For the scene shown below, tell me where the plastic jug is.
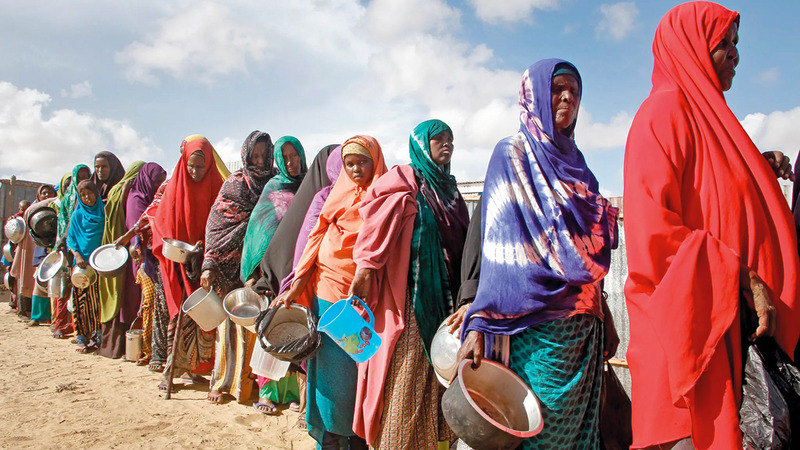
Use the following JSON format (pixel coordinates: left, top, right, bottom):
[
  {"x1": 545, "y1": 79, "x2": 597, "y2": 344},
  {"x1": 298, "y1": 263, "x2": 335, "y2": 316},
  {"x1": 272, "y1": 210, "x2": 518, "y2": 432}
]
[{"x1": 318, "y1": 295, "x2": 382, "y2": 363}]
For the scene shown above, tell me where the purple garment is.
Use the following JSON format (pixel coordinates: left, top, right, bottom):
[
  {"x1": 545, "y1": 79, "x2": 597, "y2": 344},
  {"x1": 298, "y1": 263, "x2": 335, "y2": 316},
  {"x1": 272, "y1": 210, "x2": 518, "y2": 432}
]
[
  {"x1": 463, "y1": 59, "x2": 619, "y2": 338},
  {"x1": 125, "y1": 162, "x2": 166, "y2": 281}
]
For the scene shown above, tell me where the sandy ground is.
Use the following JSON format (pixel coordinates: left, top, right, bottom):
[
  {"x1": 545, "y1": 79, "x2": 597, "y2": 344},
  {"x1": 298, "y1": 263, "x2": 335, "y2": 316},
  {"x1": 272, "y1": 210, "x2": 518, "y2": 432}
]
[{"x1": 0, "y1": 289, "x2": 316, "y2": 450}]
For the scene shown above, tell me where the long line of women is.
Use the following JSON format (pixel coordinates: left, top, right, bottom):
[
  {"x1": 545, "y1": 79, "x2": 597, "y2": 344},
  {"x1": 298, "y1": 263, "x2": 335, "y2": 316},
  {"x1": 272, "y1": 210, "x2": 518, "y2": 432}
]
[{"x1": 4, "y1": 2, "x2": 800, "y2": 449}]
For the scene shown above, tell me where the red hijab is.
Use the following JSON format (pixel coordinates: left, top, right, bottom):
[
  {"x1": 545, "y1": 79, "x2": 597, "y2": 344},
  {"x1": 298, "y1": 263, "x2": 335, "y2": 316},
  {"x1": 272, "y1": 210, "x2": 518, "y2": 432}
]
[
  {"x1": 151, "y1": 135, "x2": 225, "y2": 317},
  {"x1": 624, "y1": 2, "x2": 800, "y2": 447}
]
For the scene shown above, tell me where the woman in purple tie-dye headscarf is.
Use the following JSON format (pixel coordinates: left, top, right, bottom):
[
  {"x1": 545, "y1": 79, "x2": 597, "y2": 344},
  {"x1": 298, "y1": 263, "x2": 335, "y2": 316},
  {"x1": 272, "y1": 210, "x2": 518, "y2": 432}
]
[{"x1": 458, "y1": 59, "x2": 620, "y2": 448}]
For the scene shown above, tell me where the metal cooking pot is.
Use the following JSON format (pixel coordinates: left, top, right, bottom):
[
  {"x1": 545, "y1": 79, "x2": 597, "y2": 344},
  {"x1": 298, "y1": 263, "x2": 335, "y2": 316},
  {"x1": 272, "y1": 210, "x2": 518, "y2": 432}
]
[
  {"x1": 4, "y1": 217, "x2": 26, "y2": 244},
  {"x1": 47, "y1": 268, "x2": 71, "y2": 298},
  {"x1": 442, "y1": 359, "x2": 543, "y2": 449},
  {"x1": 223, "y1": 287, "x2": 264, "y2": 333},
  {"x1": 161, "y1": 238, "x2": 199, "y2": 264},
  {"x1": 182, "y1": 287, "x2": 226, "y2": 331},
  {"x1": 3, "y1": 241, "x2": 13, "y2": 261},
  {"x1": 71, "y1": 264, "x2": 97, "y2": 289},
  {"x1": 27, "y1": 205, "x2": 57, "y2": 239}
]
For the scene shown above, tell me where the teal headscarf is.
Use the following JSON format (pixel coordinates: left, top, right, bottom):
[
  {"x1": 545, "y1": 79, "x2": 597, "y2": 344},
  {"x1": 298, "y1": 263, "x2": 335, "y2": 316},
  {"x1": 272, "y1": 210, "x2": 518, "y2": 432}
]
[
  {"x1": 239, "y1": 136, "x2": 307, "y2": 282},
  {"x1": 58, "y1": 164, "x2": 90, "y2": 238},
  {"x1": 407, "y1": 119, "x2": 470, "y2": 358},
  {"x1": 66, "y1": 180, "x2": 105, "y2": 260}
]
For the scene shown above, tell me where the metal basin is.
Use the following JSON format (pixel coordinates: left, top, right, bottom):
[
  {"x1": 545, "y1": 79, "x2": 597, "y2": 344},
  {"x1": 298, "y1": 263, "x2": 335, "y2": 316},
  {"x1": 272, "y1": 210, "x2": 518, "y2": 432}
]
[
  {"x1": 37, "y1": 251, "x2": 66, "y2": 282},
  {"x1": 4, "y1": 217, "x2": 26, "y2": 244},
  {"x1": 442, "y1": 359, "x2": 543, "y2": 449},
  {"x1": 182, "y1": 287, "x2": 226, "y2": 331},
  {"x1": 89, "y1": 244, "x2": 129, "y2": 277},
  {"x1": 223, "y1": 287, "x2": 264, "y2": 333},
  {"x1": 162, "y1": 238, "x2": 199, "y2": 264},
  {"x1": 431, "y1": 317, "x2": 462, "y2": 387},
  {"x1": 71, "y1": 265, "x2": 97, "y2": 289},
  {"x1": 27, "y1": 205, "x2": 57, "y2": 238},
  {"x1": 3, "y1": 241, "x2": 13, "y2": 261}
]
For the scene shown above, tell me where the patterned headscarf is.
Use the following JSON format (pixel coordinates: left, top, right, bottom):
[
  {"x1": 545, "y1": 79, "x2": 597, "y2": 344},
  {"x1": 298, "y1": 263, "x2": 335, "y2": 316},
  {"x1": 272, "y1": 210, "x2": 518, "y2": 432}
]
[
  {"x1": 239, "y1": 136, "x2": 307, "y2": 282},
  {"x1": 464, "y1": 59, "x2": 618, "y2": 338},
  {"x1": 241, "y1": 131, "x2": 274, "y2": 197}
]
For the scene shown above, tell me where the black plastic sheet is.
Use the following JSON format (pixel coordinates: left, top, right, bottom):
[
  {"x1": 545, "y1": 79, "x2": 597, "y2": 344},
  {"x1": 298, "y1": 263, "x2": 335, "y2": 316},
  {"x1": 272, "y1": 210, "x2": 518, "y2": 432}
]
[{"x1": 255, "y1": 304, "x2": 321, "y2": 363}]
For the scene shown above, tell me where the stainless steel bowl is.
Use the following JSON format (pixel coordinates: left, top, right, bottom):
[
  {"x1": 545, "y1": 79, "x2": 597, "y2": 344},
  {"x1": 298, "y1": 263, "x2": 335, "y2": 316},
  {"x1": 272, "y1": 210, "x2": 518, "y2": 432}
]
[
  {"x1": 161, "y1": 238, "x2": 198, "y2": 264},
  {"x1": 4, "y1": 216, "x2": 26, "y2": 244},
  {"x1": 442, "y1": 359, "x2": 543, "y2": 449},
  {"x1": 27, "y1": 205, "x2": 57, "y2": 238},
  {"x1": 264, "y1": 305, "x2": 312, "y2": 348},
  {"x1": 37, "y1": 251, "x2": 66, "y2": 282},
  {"x1": 3, "y1": 241, "x2": 13, "y2": 261},
  {"x1": 89, "y1": 244, "x2": 129, "y2": 277},
  {"x1": 223, "y1": 287, "x2": 264, "y2": 333},
  {"x1": 71, "y1": 264, "x2": 97, "y2": 289},
  {"x1": 47, "y1": 268, "x2": 71, "y2": 298},
  {"x1": 3, "y1": 272, "x2": 10, "y2": 290}
]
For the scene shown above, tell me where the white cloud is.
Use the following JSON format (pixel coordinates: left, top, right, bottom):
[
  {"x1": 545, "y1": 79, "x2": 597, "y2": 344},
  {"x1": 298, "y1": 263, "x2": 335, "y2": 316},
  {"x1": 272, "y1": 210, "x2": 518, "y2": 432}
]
[
  {"x1": 60, "y1": 81, "x2": 93, "y2": 99},
  {"x1": 741, "y1": 106, "x2": 800, "y2": 162},
  {"x1": 115, "y1": 1, "x2": 269, "y2": 84},
  {"x1": 0, "y1": 81, "x2": 163, "y2": 182},
  {"x1": 575, "y1": 110, "x2": 634, "y2": 151},
  {"x1": 468, "y1": 0, "x2": 558, "y2": 25},
  {"x1": 212, "y1": 136, "x2": 240, "y2": 167},
  {"x1": 756, "y1": 67, "x2": 779, "y2": 84},
  {"x1": 596, "y1": 2, "x2": 638, "y2": 41}
]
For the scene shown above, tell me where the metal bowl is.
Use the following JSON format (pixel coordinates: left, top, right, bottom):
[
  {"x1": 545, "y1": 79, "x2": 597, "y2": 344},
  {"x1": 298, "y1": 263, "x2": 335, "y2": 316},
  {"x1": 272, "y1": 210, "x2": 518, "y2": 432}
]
[
  {"x1": 89, "y1": 244, "x2": 129, "y2": 277},
  {"x1": 182, "y1": 287, "x2": 226, "y2": 332},
  {"x1": 161, "y1": 238, "x2": 198, "y2": 264},
  {"x1": 263, "y1": 305, "x2": 312, "y2": 348},
  {"x1": 431, "y1": 317, "x2": 462, "y2": 387},
  {"x1": 4, "y1": 216, "x2": 26, "y2": 244},
  {"x1": 442, "y1": 359, "x2": 543, "y2": 449},
  {"x1": 27, "y1": 205, "x2": 57, "y2": 238},
  {"x1": 3, "y1": 272, "x2": 10, "y2": 290},
  {"x1": 37, "y1": 251, "x2": 66, "y2": 282},
  {"x1": 223, "y1": 287, "x2": 264, "y2": 333},
  {"x1": 3, "y1": 241, "x2": 13, "y2": 261},
  {"x1": 71, "y1": 264, "x2": 97, "y2": 289}
]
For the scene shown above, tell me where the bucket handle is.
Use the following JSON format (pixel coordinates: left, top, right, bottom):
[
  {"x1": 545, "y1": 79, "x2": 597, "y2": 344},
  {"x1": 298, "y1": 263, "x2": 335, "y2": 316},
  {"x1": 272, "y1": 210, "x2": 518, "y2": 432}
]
[
  {"x1": 349, "y1": 295, "x2": 374, "y2": 325},
  {"x1": 129, "y1": 315, "x2": 143, "y2": 332}
]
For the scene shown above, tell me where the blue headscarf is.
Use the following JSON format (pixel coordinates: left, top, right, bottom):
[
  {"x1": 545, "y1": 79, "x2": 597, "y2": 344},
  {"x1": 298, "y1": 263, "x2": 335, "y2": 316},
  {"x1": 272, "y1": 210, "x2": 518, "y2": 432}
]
[
  {"x1": 463, "y1": 59, "x2": 618, "y2": 339},
  {"x1": 67, "y1": 180, "x2": 106, "y2": 260}
]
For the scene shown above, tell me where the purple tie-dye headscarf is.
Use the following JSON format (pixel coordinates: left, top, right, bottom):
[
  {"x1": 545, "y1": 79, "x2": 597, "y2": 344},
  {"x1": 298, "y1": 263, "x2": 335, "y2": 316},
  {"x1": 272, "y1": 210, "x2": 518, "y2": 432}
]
[{"x1": 463, "y1": 59, "x2": 619, "y2": 339}]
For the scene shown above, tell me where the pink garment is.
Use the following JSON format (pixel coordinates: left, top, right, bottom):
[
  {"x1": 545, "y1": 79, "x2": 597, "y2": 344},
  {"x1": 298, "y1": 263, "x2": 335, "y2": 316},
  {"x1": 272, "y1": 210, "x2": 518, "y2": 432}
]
[
  {"x1": 351, "y1": 165, "x2": 419, "y2": 444},
  {"x1": 10, "y1": 198, "x2": 55, "y2": 298}
]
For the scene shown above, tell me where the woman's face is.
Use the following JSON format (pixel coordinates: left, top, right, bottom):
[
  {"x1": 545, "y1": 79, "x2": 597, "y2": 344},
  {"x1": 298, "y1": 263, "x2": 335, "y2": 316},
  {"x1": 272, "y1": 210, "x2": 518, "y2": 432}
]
[
  {"x1": 154, "y1": 172, "x2": 166, "y2": 187},
  {"x1": 94, "y1": 157, "x2": 111, "y2": 182},
  {"x1": 62, "y1": 176, "x2": 72, "y2": 193},
  {"x1": 429, "y1": 129, "x2": 454, "y2": 167},
  {"x1": 343, "y1": 154, "x2": 374, "y2": 188},
  {"x1": 39, "y1": 186, "x2": 56, "y2": 201},
  {"x1": 76, "y1": 167, "x2": 91, "y2": 183},
  {"x1": 711, "y1": 22, "x2": 739, "y2": 92},
  {"x1": 551, "y1": 74, "x2": 581, "y2": 135},
  {"x1": 79, "y1": 188, "x2": 97, "y2": 207},
  {"x1": 282, "y1": 143, "x2": 301, "y2": 177},
  {"x1": 186, "y1": 152, "x2": 207, "y2": 183},
  {"x1": 251, "y1": 141, "x2": 269, "y2": 169}
]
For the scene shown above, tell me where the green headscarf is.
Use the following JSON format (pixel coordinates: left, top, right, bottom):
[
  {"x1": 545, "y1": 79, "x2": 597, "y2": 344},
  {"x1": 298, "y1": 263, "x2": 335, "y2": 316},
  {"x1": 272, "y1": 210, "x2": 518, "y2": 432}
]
[
  {"x1": 57, "y1": 164, "x2": 89, "y2": 239},
  {"x1": 239, "y1": 136, "x2": 307, "y2": 282},
  {"x1": 98, "y1": 160, "x2": 144, "y2": 322}
]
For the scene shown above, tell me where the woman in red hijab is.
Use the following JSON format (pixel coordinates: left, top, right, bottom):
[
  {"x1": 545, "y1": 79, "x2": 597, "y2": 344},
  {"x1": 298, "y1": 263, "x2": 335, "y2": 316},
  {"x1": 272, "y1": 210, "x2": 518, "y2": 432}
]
[
  {"x1": 623, "y1": 2, "x2": 800, "y2": 448},
  {"x1": 151, "y1": 135, "x2": 225, "y2": 388}
]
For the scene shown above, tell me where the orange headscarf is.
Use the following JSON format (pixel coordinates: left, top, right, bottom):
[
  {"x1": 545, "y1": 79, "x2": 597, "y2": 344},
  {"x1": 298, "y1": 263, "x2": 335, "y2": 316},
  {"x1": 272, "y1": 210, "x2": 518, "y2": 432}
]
[
  {"x1": 623, "y1": 2, "x2": 800, "y2": 448},
  {"x1": 291, "y1": 135, "x2": 388, "y2": 305},
  {"x1": 151, "y1": 135, "x2": 226, "y2": 318}
]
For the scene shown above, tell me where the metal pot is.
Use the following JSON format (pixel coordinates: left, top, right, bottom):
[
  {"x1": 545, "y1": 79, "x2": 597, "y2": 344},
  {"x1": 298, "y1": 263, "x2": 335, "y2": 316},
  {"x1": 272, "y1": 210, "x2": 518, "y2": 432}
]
[
  {"x1": 3, "y1": 272, "x2": 10, "y2": 290},
  {"x1": 89, "y1": 244, "x2": 129, "y2": 277},
  {"x1": 4, "y1": 216, "x2": 26, "y2": 244},
  {"x1": 161, "y1": 238, "x2": 199, "y2": 264},
  {"x1": 442, "y1": 359, "x2": 543, "y2": 449},
  {"x1": 27, "y1": 205, "x2": 57, "y2": 239},
  {"x1": 3, "y1": 241, "x2": 13, "y2": 261},
  {"x1": 47, "y1": 268, "x2": 71, "y2": 298},
  {"x1": 223, "y1": 287, "x2": 264, "y2": 333},
  {"x1": 182, "y1": 287, "x2": 226, "y2": 332},
  {"x1": 71, "y1": 265, "x2": 97, "y2": 289}
]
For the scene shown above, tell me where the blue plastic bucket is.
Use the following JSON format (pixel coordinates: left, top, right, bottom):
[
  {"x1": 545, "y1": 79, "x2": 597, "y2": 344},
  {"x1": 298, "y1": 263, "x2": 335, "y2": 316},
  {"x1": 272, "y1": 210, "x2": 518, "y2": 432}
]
[{"x1": 318, "y1": 296, "x2": 382, "y2": 363}]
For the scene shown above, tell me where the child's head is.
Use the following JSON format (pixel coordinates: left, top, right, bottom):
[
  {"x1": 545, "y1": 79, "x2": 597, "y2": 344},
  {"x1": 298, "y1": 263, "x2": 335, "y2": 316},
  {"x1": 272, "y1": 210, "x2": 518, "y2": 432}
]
[{"x1": 77, "y1": 180, "x2": 100, "y2": 207}]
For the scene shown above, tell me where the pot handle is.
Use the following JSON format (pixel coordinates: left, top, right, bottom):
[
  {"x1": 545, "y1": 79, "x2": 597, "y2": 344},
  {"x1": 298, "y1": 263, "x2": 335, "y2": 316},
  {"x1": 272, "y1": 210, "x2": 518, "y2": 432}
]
[{"x1": 350, "y1": 295, "x2": 375, "y2": 326}]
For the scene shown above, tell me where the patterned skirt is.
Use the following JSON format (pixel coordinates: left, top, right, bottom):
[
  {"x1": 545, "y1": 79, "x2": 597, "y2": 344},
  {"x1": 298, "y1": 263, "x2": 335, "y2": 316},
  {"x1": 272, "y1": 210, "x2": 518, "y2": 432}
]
[
  {"x1": 150, "y1": 262, "x2": 170, "y2": 364},
  {"x1": 508, "y1": 313, "x2": 604, "y2": 450},
  {"x1": 373, "y1": 292, "x2": 454, "y2": 449},
  {"x1": 136, "y1": 268, "x2": 156, "y2": 360},
  {"x1": 165, "y1": 313, "x2": 215, "y2": 375},
  {"x1": 210, "y1": 317, "x2": 256, "y2": 403},
  {"x1": 72, "y1": 284, "x2": 101, "y2": 343}
]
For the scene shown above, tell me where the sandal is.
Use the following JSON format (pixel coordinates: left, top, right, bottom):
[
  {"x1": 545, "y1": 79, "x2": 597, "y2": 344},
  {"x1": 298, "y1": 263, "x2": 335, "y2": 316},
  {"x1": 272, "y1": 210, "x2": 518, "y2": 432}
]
[
  {"x1": 76, "y1": 344, "x2": 97, "y2": 354},
  {"x1": 253, "y1": 401, "x2": 278, "y2": 415},
  {"x1": 207, "y1": 391, "x2": 225, "y2": 404},
  {"x1": 289, "y1": 401, "x2": 301, "y2": 413}
]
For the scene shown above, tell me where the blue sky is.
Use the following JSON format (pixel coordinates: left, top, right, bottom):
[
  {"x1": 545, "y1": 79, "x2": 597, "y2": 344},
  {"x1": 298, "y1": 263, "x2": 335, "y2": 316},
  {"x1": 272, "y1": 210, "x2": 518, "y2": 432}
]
[{"x1": 1, "y1": 0, "x2": 798, "y2": 196}]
